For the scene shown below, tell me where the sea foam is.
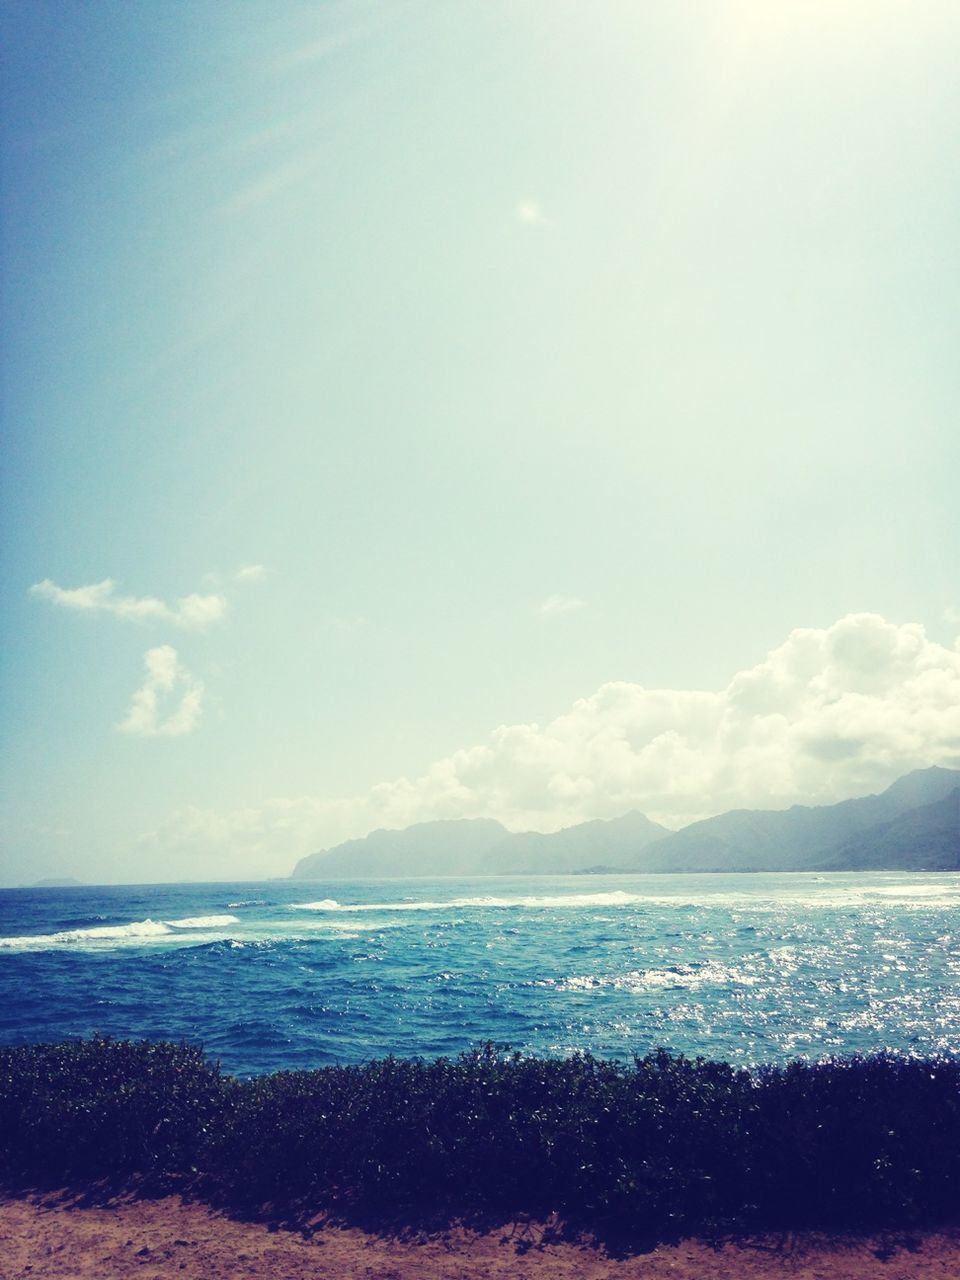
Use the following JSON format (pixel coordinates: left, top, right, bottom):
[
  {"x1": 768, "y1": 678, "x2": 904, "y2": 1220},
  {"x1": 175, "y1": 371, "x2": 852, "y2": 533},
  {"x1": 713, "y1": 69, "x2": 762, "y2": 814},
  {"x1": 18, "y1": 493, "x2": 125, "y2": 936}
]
[
  {"x1": 0, "y1": 914, "x2": 241, "y2": 950},
  {"x1": 291, "y1": 890, "x2": 646, "y2": 913},
  {"x1": 291, "y1": 882, "x2": 960, "y2": 916},
  {"x1": 167, "y1": 915, "x2": 241, "y2": 929}
]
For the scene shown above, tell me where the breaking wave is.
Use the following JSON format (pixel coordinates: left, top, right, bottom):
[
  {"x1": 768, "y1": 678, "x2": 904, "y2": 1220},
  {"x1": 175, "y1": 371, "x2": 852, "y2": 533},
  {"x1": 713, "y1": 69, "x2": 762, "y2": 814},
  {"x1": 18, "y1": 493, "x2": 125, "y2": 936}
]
[
  {"x1": 0, "y1": 914, "x2": 240, "y2": 950},
  {"x1": 290, "y1": 882, "x2": 960, "y2": 914},
  {"x1": 167, "y1": 915, "x2": 240, "y2": 929},
  {"x1": 291, "y1": 890, "x2": 645, "y2": 913}
]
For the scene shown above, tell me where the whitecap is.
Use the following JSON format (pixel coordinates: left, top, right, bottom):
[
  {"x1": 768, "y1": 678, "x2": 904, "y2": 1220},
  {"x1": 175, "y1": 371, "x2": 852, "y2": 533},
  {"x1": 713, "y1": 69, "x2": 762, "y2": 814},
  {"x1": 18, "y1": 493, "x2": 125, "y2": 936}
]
[
  {"x1": 0, "y1": 918, "x2": 172, "y2": 949},
  {"x1": 867, "y1": 884, "x2": 960, "y2": 899},
  {"x1": 0, "y1": 913, "x2": 240, "y2": 950},
  {"x1": 167, "y1": 915, "x2": 241, "y2": 929},
  {"x1": 291, "y1": 890, "x2": 649, "y2": 913},
  {"x1": 291, "y1": 919, "x2": 406, "y2": 933}
]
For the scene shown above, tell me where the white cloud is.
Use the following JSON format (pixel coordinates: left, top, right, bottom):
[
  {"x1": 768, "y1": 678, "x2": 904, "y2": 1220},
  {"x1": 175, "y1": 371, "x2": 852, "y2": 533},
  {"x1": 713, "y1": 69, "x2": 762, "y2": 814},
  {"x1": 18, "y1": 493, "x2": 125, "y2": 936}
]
[
  {"x1": 234, "y1": 563, "x2": 267, "y2": 584},
  {"x1": 172, "y1": 593, "x2": 228, "y2": 629},
  {"x1": 516, "y1": 199, "x2": 547, "y2": 226},
  {"x1": 117, "y1": 646, "x2": 204, "y2": 738},
  {"x1": 31, "y1": 578, "x2": 227, "y2": 630},
  {"x1": 141, "y1": 612, "x2": 960, "y2": 871},
  {"x1": 538, "y1": 594, "x2": 587, "y2": 617}
]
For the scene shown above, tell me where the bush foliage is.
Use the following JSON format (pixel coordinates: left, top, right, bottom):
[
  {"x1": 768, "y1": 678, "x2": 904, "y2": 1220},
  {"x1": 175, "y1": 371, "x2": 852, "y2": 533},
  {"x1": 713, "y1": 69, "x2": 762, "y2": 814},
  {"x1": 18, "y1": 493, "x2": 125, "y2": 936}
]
[{"x1": 2, "y1": 1038, "x2": 958, "y2": 1238}]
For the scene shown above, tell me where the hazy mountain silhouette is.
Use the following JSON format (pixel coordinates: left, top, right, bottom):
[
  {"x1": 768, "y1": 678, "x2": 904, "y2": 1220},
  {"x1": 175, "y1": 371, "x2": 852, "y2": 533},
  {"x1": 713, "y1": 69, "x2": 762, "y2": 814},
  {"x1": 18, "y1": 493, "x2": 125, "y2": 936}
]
[
  {"x1": 635, "y1": 767, "x2": 959, "y2": 872},
  {"x1": 481, "y1": 811, "x2": 670, "y2": 874},
  {"x1": 813, "y1": 787, "x2": 959, "y2": 871},
  {"x1": 291, "y1": 812, "x2": 668, "y2": 880},
  {"x1": 291, "y1": 818, "x2": 509, "y2": 879},
  {"x1": 290, "y1": 767, "x2": 959, "y2": 879}
]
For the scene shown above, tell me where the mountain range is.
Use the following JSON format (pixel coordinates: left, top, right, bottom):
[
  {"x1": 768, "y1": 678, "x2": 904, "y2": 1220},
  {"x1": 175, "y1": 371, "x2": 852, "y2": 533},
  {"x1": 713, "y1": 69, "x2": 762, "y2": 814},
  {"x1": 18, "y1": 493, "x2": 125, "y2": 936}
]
[{"x1": 290, "y1": 766, "x2": 960, "y2": 879}]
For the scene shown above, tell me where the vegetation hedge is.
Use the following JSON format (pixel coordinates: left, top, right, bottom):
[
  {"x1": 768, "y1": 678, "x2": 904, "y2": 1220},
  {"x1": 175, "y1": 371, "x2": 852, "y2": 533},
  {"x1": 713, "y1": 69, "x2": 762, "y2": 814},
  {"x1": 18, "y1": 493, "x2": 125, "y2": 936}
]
[{"x1": 2, "y1": 1038, "x2": 959, "y2": 1239}]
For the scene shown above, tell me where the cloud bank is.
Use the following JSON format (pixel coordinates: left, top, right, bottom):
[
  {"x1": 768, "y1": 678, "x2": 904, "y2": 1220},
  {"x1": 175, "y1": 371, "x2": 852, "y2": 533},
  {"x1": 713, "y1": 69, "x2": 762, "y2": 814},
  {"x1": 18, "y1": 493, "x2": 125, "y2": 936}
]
[
  {"x1": 142, "y1": 613, "x2": 960, "y2": 874},
  {"x1": 31, "y1": 578, "x2": 227, "y2": 630},
  {"x1": 364, "y1": 612, "x2": 960, "y2": 831},
  {"x1": 117, "y1": 646, "x2": 204, "y2": 737}
]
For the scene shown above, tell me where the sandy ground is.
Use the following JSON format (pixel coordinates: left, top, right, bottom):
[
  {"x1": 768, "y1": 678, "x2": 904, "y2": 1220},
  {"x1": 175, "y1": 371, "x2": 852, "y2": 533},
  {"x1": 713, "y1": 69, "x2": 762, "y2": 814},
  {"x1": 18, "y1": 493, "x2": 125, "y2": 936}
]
[{"x1": 2, "y1": 1194, "x2": 959, "y2": 1280}]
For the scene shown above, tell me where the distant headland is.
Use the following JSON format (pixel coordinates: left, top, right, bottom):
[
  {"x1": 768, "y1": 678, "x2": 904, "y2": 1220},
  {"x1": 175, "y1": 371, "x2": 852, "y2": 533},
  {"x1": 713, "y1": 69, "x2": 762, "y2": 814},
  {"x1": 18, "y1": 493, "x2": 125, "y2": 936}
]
[{"x1": 291, "y1": 766, "x2": 959, "y2": 879}]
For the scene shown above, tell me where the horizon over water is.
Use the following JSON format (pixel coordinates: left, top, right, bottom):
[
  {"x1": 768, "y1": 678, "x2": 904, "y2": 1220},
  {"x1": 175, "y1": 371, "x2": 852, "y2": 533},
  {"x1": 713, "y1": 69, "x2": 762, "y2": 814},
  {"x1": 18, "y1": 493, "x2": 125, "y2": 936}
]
[{"x1": 1, "y1": 873, "x2": 958, "y2": 1076}]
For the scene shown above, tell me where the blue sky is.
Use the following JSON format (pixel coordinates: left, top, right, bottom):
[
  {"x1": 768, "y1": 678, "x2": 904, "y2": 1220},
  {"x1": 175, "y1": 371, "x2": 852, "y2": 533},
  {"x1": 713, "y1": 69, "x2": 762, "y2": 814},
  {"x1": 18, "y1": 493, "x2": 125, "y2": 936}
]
[{"x1": 1, "y1": 0, "x2": 958, "y2": 884}]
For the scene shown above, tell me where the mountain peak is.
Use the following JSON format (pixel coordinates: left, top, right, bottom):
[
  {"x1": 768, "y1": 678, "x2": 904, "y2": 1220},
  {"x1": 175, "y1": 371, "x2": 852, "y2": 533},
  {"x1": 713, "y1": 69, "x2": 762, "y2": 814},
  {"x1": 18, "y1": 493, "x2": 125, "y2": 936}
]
[
  {"x1": 290, "y1": 767, "x2": 960, "y2": 879},
  {"x1": 881, "y1": 765, "x2": 960, "y2": 805}
]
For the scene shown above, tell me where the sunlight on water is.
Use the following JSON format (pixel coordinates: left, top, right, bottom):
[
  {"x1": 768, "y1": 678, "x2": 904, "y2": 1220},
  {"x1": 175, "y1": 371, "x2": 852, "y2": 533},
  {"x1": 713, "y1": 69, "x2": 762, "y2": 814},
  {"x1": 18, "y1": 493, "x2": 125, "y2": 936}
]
[{"x1": 1, "y1": 873, "x2": 957, "y2": 1074}]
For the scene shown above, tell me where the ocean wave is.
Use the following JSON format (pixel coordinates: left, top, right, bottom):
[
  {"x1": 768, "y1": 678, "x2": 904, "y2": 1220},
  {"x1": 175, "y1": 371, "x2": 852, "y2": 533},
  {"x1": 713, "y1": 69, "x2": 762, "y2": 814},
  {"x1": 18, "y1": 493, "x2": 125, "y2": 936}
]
[
  {"x1": 292, "y1": 919, "x2": 406, "y2": 932},
  {"x1": 0, "y1": 914, "x2": 240, "y2": 950},
  {"x1": 291, "y1": 890, "x2": 648, "y2": 913},
  {"x1": 290, "y1": 885, "x2": 960, "y2": 914},
  {"x1": 58, "y1": 915, "x2": 107, "y2": 930},
  {"x1": 168, "y1": 915, "x2": 241, "y2": 929},
  {"x1": 867, "y1": 884, "x2": 960, "y2": 899}
]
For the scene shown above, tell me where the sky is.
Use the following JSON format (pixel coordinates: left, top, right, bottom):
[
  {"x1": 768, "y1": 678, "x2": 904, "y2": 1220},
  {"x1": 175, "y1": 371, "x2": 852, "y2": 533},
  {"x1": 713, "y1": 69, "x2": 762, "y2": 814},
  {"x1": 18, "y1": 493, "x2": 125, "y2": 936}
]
[{"x1": 1, "y1": 0, "x2": 958, "y2": 885}]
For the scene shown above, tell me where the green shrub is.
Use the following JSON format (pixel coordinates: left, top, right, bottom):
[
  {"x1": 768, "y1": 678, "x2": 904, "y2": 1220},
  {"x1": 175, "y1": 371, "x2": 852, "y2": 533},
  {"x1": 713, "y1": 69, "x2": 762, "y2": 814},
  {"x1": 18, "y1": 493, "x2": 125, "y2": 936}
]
[
  {"x1": 0, "y1": 1036, "x2": 226, "y2": 1182},
  {"x1": 1, "y1": 1037, "x2": 958, "y2": 1239}
]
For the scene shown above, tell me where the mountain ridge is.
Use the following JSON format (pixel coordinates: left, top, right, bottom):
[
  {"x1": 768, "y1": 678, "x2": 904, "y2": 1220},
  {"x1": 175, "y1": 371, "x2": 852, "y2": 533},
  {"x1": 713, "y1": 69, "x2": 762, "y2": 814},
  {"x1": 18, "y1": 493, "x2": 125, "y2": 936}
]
[
  {"x1": 289, "y1": 767, "x2": 960, "y2": 879},
  {"x1": 813, "y1": 787, "x2": 959, "y2": 871},
  {"x1": 636, "y1": 766, "x2": 959, "y2": 872}
]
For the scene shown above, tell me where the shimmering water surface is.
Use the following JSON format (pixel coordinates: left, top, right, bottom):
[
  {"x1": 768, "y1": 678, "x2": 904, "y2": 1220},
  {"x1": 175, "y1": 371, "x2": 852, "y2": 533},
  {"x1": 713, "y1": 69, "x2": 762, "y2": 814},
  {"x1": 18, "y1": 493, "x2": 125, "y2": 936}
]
[{"x1": 1, "y1": 874, "x2": 957, "y2": 1075}]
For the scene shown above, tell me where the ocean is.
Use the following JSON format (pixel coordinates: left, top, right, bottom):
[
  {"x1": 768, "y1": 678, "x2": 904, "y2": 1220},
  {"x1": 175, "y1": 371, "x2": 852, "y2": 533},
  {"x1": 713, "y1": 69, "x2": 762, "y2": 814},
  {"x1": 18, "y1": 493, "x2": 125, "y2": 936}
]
[{"x1": 1, "y1": 872, "x2": 957, "y2": 1076}]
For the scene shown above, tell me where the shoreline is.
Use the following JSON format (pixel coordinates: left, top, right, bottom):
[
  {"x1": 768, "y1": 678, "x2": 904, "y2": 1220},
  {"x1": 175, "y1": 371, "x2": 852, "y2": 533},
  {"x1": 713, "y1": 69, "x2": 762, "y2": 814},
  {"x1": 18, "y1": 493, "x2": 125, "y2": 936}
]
[{"x1": 4, "y1": 1192, "x2": 960, "y2": 1279}]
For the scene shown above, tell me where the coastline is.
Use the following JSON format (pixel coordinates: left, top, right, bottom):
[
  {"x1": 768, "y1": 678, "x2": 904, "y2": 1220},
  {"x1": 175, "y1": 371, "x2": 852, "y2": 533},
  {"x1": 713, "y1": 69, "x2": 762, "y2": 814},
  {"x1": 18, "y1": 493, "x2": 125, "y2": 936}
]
[{"x1": 4, "y1": 1192, "x2": 960, "y2": 1280}]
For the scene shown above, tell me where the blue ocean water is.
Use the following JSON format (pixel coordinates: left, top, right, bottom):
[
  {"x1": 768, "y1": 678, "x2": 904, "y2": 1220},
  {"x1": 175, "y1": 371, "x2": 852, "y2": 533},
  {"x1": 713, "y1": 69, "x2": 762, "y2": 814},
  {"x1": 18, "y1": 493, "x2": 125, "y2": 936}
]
[{"x1": 1, "y1": 873, "x2": 958, "y2": 1076}]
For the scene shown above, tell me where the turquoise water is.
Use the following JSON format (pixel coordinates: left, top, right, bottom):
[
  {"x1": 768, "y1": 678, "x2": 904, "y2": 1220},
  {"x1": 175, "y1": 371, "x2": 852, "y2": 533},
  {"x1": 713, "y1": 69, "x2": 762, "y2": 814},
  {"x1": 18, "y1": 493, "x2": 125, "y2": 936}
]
[{"x1": 1, "y1": 873, "x2": 958, "y2": 1076}]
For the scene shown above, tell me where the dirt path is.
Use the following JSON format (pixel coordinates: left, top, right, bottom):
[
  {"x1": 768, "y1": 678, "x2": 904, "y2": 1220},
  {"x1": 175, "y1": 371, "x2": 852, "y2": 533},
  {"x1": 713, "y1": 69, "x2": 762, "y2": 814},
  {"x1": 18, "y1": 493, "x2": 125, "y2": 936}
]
[{"x1": 2, "y1": 1194, "x2": 959, "y2": 1280}]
